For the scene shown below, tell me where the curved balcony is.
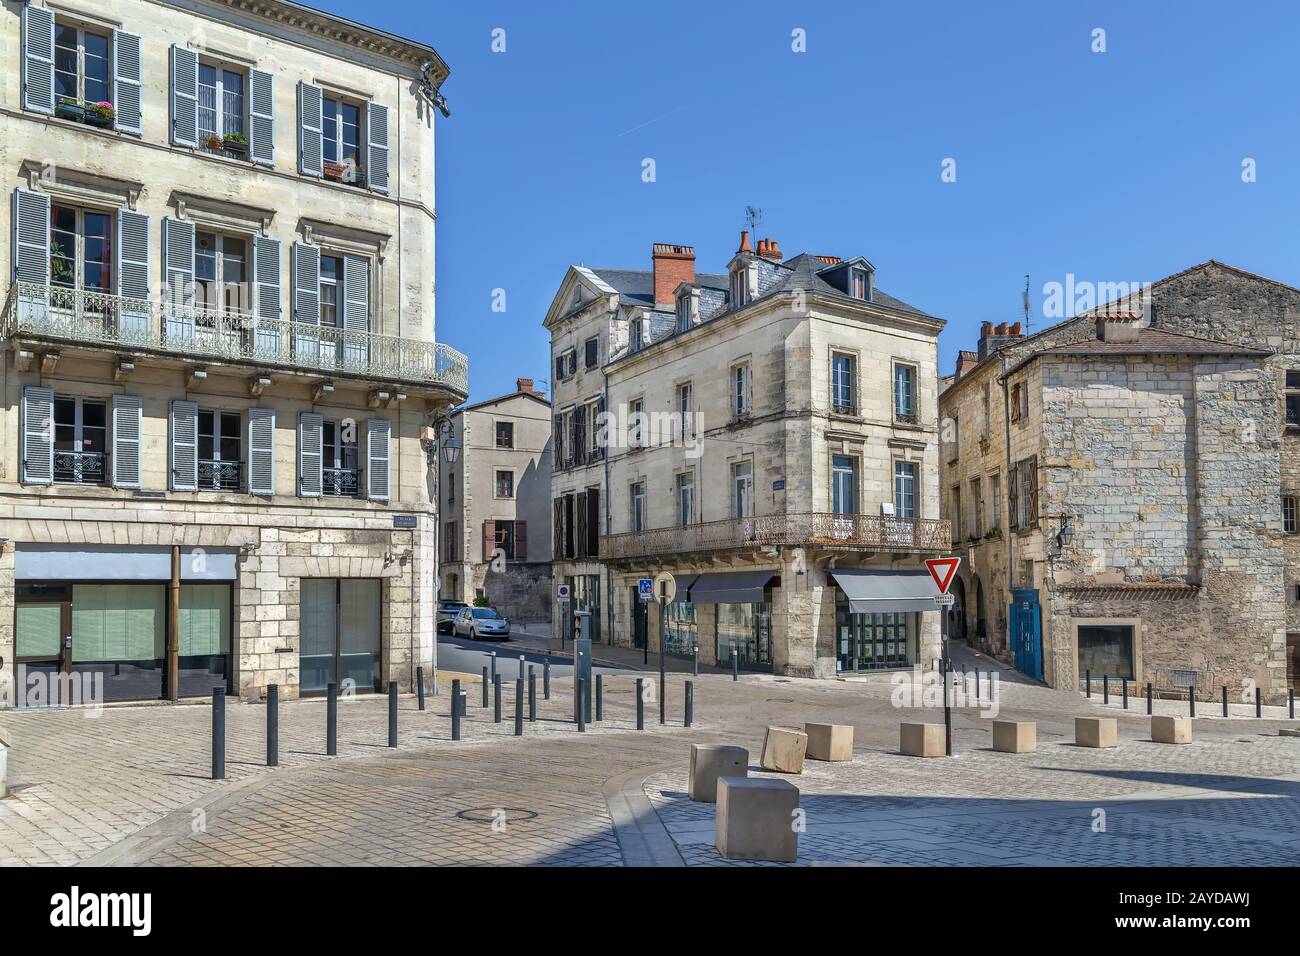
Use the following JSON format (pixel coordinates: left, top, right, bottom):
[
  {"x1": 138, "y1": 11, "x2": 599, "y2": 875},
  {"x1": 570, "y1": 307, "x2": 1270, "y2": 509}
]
[
  {"x1": 601, "y1": 512, "x2": 952, "y2": 562},
  {"x1": 3, "y1": 282, "x2": 468, "y2": 398}
]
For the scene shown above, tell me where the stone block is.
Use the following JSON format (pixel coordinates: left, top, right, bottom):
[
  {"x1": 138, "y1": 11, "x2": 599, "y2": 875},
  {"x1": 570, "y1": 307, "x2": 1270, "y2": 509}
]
[
  {"x1": 1151, "y1": 715, "x2": 1191, "y2": 744},
  {"x1": 760, "y1": 726, "x2": 807, "y2": 774},
  {"x1": 715, "y1": 776, "x2": 799, "y2": 862},
  {"x1": 900, "y1": 722, "x2": 945, "y2": 757},
  {"x1": 803, "y1": 723, "x2": 853, "y2": 761},
  {"x1": 992, "y1": 720, "x2": 1036, "y2": 753},
  {"x1": 688, "y1": 744, "x2": 749, "y2": 802},
  {"x1": 1075, "y1": 717, "x2": 1118, "y2": 748}
]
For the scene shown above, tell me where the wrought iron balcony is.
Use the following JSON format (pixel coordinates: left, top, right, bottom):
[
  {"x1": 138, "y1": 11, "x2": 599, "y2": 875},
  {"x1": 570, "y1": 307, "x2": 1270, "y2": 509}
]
[
  {"x1": 323, "y1": 466, "x2": 360, "y2": 498},
  {"x1": 198, "y1": 460, "x2": 242, "y2": 492},
  {"x1": 54, "y1": 450, "x2": 107, "y2": 485},
  {"x1": 3, "y1": 283, "x2": 468, "y2": 397},
  {"x1": 601, "y1": 512, "x2": 952, "y2": 561}
]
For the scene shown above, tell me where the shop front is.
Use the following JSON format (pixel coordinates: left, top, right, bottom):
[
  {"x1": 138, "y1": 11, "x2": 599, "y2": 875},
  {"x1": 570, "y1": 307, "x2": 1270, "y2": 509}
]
[
  {"x1": 12, "y1": 544, "x2": 236, "y2": 704},
  {"x1": 829, "y1": 568, "x2": 938, "y2": 673},
  {"x1": 688, "y1": 570, "x2": 778, "y2": 673}
]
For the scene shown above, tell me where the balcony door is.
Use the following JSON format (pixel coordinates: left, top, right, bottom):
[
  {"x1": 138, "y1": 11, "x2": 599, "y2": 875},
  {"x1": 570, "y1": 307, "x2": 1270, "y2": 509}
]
[
  {"x1": 54, "y1": 396, "x2": 108, "y2": 486},
  {"x1": 195, "y1": 231, "x2": 250, "y2": 355},
  {"x1": 50, "y1": 203, "x2": 113, "y2": 331},
  {"x1": 198, "y1": 410, "x2": 243, "y2": 492},
  {"x1": 322, "y1": 419, "x2": 361, "y2": 497}
]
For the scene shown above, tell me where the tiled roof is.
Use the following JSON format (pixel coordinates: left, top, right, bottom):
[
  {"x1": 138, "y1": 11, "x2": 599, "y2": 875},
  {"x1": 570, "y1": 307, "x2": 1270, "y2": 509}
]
[{"x1": 1045, "y1": 328, "x2": 1269, "y2": 357}]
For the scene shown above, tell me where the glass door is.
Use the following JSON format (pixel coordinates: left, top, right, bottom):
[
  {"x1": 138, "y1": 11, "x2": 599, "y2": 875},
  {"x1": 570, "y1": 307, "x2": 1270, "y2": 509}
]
[{"x1": 299, "y1": 578, "x2": 381, "y2": 695}]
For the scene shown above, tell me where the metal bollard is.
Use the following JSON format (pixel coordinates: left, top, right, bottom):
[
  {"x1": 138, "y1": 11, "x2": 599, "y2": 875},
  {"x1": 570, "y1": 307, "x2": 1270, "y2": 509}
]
[
  {"x1": 494, "y1": 674, "x2": 502, "y2": 723},
  {"x1": 1255, "y1": 687, "x2": 1261, "y2": 718},
  {"x1": 266, "y1": 683, "x2": 279, "y2": 767},
  {"x1": 636, "y1": 678, "x2": 645, "y2": 730},
  {"x1": 1103, "y1": 674, "x2": 1109, "y2": 705},
  {"x1": 975, "y1": 669, "x2": 981, "y2": 700},
  {"x1": 514, "y1": 678, "x2": 524, "y2": 736},
  {"x1": 1223, "y1": 685, "x2": 1229, "y2": 718},
  {"x1": 490, "y1": 651, "x2": 497, "y2": 681},
  {"x1": 519, "y1": 655, "x2": 526, "y2": 681},
  {"x1": 693, "y1": 643, "x2": 699, "y2": 677},
  {"x1": 1122, "y1": 677, "x2": 1128, "y2": 710},
  {"x1": 576, "y1": 678, "x2": 586, "y2": 732},
  {"x1": 416, "y1": 666, "x2": 426, "y2": 711},
  {"x1": 529, "y1": 671, "x2": 537, "y2": 722},
  {"x1": 388, "y1": 680, "x2": 398, "y2": 747},
  {"x1": 685, "y1": 680, "x2": 693, "y2": 728},
  {"x1": 732, "y1": 650, "x2": 739, "y2": 682},
  {"x1": 1188, "y1": 685, "x2": 1195, "y2": 718},
  {"x1": 1146, "y1": 682, "x2": 1153, "y2": 715},
  {"x1": 1086, "y1": 670, "x2": 1091, "y2": 698},
  {"x1": 481, "y1": 667, "x2": 489, "y2": 707},
  {"x1": 544, "y1": 660, "x2": 551, "y2": 700},
  {"x1": 451, "y1": 678, "x2": 462, "y2": 741},
  {"x1": 327, "y1": 681, "x2": 338, "y2": 756},
  {"x1": 211, "y1": 686, "x2": 225, "y2": 780},
  {"x1": 1291, "y1": 688, "x2": 1295, "y2": 721},
  {"x1": 596, "y1": 674, "x2": 604, "y2": 722}
]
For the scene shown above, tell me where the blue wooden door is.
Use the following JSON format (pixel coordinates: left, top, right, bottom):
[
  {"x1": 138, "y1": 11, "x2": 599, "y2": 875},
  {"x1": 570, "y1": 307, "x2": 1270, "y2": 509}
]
[{"x1": 1010, "y1": 588, "x2": 1043, "y2": 680}]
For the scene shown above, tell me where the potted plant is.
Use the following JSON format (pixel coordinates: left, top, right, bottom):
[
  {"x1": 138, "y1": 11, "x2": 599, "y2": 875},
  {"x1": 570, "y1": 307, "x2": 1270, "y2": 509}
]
[
  {"x1": 323, "y1": 159, "x2": 346, "y2": 181},
  {"x1": 56, "y1": 97, "x2": 85, "y2": 122},
  {"x1": 204, "y1": 134, "x2": 224, "y2": 153},
  {"x1": 86, "y1": 101, "x2": 115, "y2": 128},
  {"x1": 223, "y1": 131, "x2": 249, "y2": 158},
  {"x1": 351, "y1": 166, "x2": 367, "y2": 188}
]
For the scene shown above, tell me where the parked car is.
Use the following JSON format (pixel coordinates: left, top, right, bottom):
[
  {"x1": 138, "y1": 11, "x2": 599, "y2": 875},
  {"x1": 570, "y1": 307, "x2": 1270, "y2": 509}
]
[
  {"x1": 437, "y1": 599, "x2": 470, "y2": 634},
  {"x1": 452, "y1": 607, "x2": 511, "y2": 641}
]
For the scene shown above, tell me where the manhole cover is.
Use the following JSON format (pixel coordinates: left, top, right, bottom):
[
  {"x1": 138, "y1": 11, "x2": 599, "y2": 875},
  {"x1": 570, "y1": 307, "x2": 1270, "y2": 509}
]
[{"x1": 456, "y1": 807, "x2": 539, "y2": 823}]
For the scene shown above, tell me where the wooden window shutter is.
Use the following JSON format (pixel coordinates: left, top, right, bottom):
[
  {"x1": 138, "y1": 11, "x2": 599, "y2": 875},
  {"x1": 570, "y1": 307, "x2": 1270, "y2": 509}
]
[
  {"x1": 366, "y1": 418, "x2": 391, "y2": 502},
  {"x1": 170, "y1": 400, "x2": 199, "y2": 491},
  {"x1": 1027, "y1": 457, "x2": 1039, "y2": 529},
  {"x1": 20, "y1": 385, "x2": 54, "y2": 485},
  {"x1": 247, "y1": 407, "x2": 276, "y2": 496},
  {"x1": 366, "y1": 101, "x2": 390, "y2": 193},
  {"x1": 170, "y1": 45, "x2": 198, "y2": 146},
  {"x1": 112, "y1": 31, "x2": 143, "y2": 133},
  {"x1": 115, "y1": 209, "x2": 150, "y2": 339},
  {"x1": 21, "y1": 5, "x2": 54, "y2": 115},
  {"x1": 1008, "y1": 464, "x2": 1020, "y2": 532},
  {"x1": 575, "y1": 491, "x2": 587, "y2": 559},
  {"x1": 249, "y1": 68, "x2": 275, "y2": 165},
  {"x1": 587, "y1": 489, "x2": 601, "y2": 556},
  {"x1": 552, "y1": 498, "x2": 563, "y2": 560},
  {"x1": 574, "y1": 405, "x2": 586, "y2": 466},
  {"x1": 298, "y1": 412, "x2": 323, "y2": 498},
  {"x1": 298, "y1": 81, "x2": 323, "y2": 175},
  {"x1": 482, "y1": 520, "x2": 496, "y2": 562},
  {"x1": 111, "y1": 395, "x2": 143, "y2": 489}
]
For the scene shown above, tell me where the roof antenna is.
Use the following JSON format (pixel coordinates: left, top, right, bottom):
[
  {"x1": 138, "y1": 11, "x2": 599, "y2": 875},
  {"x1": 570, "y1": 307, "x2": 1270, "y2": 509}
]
[
  {"x1": 745, "y1": 206, "x2": 763, "y2": 240},
  {"x1": 1022, "y1": 273, "x2": 1032, "y2": 333}
]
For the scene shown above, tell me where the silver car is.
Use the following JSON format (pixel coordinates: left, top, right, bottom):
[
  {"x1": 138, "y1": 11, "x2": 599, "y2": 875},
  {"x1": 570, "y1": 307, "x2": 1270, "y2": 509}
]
[{"x1": 453, "y1": 607, "x2": 511, "y2": 641}]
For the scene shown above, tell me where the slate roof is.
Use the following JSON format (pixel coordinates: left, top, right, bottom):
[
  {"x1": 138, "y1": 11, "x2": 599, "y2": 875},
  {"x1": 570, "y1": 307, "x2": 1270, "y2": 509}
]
[
  {"x1": 590, "y1": 269, "x2": 728, "y2": 307},
  {"x1": 1002, "y1": 327, "x2": 1269, "y2": 378}
]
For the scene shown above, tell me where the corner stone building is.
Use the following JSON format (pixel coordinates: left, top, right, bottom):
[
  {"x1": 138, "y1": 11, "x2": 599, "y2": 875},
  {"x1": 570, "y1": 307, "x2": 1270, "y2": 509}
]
[
  {"x1": 939, "y1": 261, "x2": 1296, "y2": 700},
  {"x1": 0, "y1": 0, "x2": 465, "y2": 705}
]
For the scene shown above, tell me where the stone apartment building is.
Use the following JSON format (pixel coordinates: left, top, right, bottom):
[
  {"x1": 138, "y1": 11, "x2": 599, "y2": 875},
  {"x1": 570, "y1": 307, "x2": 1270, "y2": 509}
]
[
  {"x1": 939, "y1": 261, "x2": 1297, "y2": 699},
  {"x1": 0, "y1": 0, "x2": 465, "y2": 706},
  {"x1": 438, "y1": 377, "x2": 552, "y2": 622},
  {"x1": 544, "y1": 233, "x2": 951, "y2": 677}
]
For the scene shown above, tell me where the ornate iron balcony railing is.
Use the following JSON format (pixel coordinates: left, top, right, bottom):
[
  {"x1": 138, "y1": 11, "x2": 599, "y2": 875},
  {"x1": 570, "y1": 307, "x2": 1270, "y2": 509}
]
[
  {"x1": 3, "y1": 283, "x2": 468, "y2": 397},
  {"x1": 54, "y1": 450, "x2": 107, "y2": 485},
  {"x1": 323, "y1": 466, "x2": 360, "y2": 498},
  {"x1": 198, "y1": 459, "x2": 242, "y2": 492},
  {"x1": 601, "y1": 512, "x2": 952, "y2": 561}
]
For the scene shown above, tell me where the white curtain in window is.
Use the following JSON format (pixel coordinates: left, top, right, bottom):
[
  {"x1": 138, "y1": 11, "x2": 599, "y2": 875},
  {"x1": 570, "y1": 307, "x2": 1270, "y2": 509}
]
[
  {"x1": 71, "y1": 585, "x2": 165, "y2": 662},
  {"x1": 179, "y1": 584, "x2": 230, "y2": 656},
  {"x1": 16, "y1": 603, "x2": 62, "y2": 658}
]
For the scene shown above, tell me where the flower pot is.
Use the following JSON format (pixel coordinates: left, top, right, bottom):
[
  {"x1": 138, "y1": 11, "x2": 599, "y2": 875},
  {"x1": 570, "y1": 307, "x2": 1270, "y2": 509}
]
[
  {"x1": 85, "y1": 111, "x2": 113, "y2": 129},
  {"x1": 223, "y1": 140, "x2": 249, "y2": 159},
  {"x1": 56, "y1": 102, "x2": 86, "y2": 122},
  {"x1": 323, "y1": 161, "x2": 346, "y2": 181}
]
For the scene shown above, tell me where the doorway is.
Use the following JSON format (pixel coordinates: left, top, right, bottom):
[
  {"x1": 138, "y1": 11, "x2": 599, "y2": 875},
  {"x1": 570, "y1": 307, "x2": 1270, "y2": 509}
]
[
  {"x1": 300, "y1": 578, "x2": 382, "y2": 695},
  {"x1": 630, "y1": 586, "x2": 647, "y2": 650}
]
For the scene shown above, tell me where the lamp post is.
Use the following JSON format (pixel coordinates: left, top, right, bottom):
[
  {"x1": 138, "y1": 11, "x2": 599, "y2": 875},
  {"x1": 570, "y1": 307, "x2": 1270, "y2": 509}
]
[{"x1": 429, "y1": 414, "x2": 461, "y2": 693}]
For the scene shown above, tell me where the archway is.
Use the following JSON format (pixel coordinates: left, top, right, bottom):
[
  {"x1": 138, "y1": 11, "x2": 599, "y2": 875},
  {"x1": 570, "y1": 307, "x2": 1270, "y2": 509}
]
[
  {"x1": 973, "y1": 575, "x2": 987, "y2": 648},
  {"x1": 949, "y1": 575, "x2": 968, "y2": 644}
]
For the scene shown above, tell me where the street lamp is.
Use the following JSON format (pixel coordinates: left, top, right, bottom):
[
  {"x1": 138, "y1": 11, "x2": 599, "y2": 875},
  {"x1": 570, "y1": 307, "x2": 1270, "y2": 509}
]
[
  {"x1": 441, "y1": 434, "x2": 461, "y2": 464},
  {"x1": 1050, "y1": 515, "x2": 1075, "y2": 559}
]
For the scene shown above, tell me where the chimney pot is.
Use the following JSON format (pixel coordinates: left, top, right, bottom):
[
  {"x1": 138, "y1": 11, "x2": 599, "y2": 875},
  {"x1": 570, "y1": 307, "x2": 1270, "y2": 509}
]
[
  {"x1": 980, "y1": 321, "x2": 993, "y2": 335},
  {"x1": 737, "y1": 230, "x2": 753, "y2": 254},
  {"x1": 1010, "y1": 321, "x2": 1022, "y2": 335},
  {"x1": 516, "y1": 377, "x2": 534, "y2": 394},
  {"x1": 995, "y1": 322, "x2": 1008, "y2": 335}
]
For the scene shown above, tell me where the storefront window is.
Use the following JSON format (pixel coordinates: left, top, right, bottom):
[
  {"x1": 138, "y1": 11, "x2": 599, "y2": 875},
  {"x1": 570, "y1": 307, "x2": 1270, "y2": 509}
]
[
  {"x1": 716, "y1": 600, "x2": 772, "y2": 671},
  {"x1": 71, "y1": 584, "x2": 166, "y2": 700},
  {"x1": 300, "y1": 578, "x2": 381, "y2": 695},
  {"x1": 663, "y1": 602, "x2": 697, "y2": 658},
  {"x1": 835, "y1": 594, "x2": 913, "y2": 671},
  {"x1": 178, "y1": 584, "x2": 231, "y2": 698}
]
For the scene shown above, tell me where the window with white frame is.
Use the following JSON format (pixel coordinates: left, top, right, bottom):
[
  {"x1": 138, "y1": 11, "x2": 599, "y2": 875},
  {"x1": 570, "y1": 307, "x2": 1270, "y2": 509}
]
[
  {"x1": 676, "y1": 382, "x2": 693, "y2": 439},
  {"x1": 831, "y1": 351, "x2": 856, "y2": 413},
  {"x1": 53, "y1": 396, "x2": 107, "y2": 485},
  {"x1": 893, "y1": 461, "x2": 917, "y2": 519},
  {"x1": 197, "y1": 62, "x2": 246, "y2": 145},
  {"x1": 54, "y1": 21, "x2": 111, "y2": 108},
  {"x1": 850, "y1": 267, "x2": 871, "y2": 301},
  {"x1": 198, "y1": 410, "x2": 242, "y2": 492},
  {"x1": 629, "y1": 398, "x2": 645, "y2": 448},
  {"x1": 319, "y1": 254, "x2": 344, "y2": 330},
  {"x1": 50, "y1": 203, "x2": 112, "y2": 293},
  {"x1": 676, "y1": 471, "x2": 694, "y2": 525},
  {"x1": 731, "y1": 363, "x2": 751, "y2": 418},
  {"x1": 322, "y1": 419, "x2": 361, "y2": 498},
  {"x1": 322, "y1": 95, "x2": 363, "y2": 174},
  {"x1": 195, "y1": 231, "x2": 249, "y2": 317},
  {"x1": 676, "y1": 291, "x2": 692, "y2": 331},
  {"x1": 894, "y1": 363, "x2": 917, "y2": 424},
  {"x1": 630, "y1": 481, "x2": 646, "y2": 532},
  {"x1": 732, "y1": 460, "x2": 753, "y2": 518},
  {"x1": 832, "y1": 455, "x2": 856, "y2": 515},
  {"x1": 729, "y1": 266, "x2": 748, "y2": 307}
]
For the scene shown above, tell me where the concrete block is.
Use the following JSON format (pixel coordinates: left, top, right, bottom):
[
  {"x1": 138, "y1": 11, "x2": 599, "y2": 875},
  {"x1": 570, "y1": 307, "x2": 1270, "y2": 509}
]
[
  {"x1": 760, "y1": 726, "x2": 808, "y2": 774},
  {"x1": 992, "y1": 720, "x2": 1036, "y2": 753},
  {"x1": 1075, "y1": 716, "x2": 1118, "y2": 748},
  {"x1": 900, "y1": 722, "x2": 945, "y2": 757},
  {"x1": 689, "y1": 744, "x2": 748, "y2": 802},
  {"x1": 804, "y1": 723, "x2": 854, "y2": 761},
  {"x1": 1151, "y1": 715, "x2": 1192, "y2": 744},
  {"x1": 715, "y1": 776, "x2": 800, "y2": 863}
]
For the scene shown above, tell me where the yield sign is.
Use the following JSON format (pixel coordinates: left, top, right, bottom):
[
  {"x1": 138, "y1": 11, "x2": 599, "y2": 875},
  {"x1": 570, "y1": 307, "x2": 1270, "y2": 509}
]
[{"x1": 925, "y1": 557, "x2": 962, "y2": 595}]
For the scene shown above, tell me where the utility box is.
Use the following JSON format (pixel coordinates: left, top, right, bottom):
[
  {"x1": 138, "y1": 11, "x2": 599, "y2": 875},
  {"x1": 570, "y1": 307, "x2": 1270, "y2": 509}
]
[{"x1": 574, "y1": 611, "x2": 593, "y2": 722}]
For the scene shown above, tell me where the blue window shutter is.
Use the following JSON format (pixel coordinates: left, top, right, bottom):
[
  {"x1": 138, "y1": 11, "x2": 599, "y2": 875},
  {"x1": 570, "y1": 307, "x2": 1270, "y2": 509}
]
[
  {"x1": 253, "y1": 235, "x2": 282, "y2": 358},
  {"x1": 248, "y1": 407, "x2": 276, "y2": 496},
  {"x1": 113, "y1": 31, "x2": 143, "y2": 134},
  {"x1": 115, "y1": 209, "x2": 150, "y2": 341},
  {"x1": 298, "y1": 81, "x2": 323, "y2": 175},
  {"x1": 249, "y1": 68, "x2": 275, "y2": 165},
  {"x1": 170, "y1": 45, "x2": 198, "y2": 147},
  {"x1": 292, "y1": 241, "x2": 320, "y2": 364},
  {"x1": 21, "y1": 5, "x2": 54, "y2": 115},
  {"x1": 366, "y1": 418, "x2": 391, "y2": 502},
  {"x1": 162, "y1": 217, "x2": 196, "y2": 343},
  {"x1": 342, "y1": 255, "x2": 369, "y2": 368},
  {"x1": 111, "y1": 395, "x2": 143, "y2": 490},
  {"x1": 21, "y1": 386, "x2": 54, "y2": 485},
  {"x1": 13, "y1": 188, "x2": 50, "y2": 326},
  {"x1": 298, "y1": 412, "x2": 323, "y2": 498},
  {"x1": 366, "y1": 102, "x2": 389, "y2": 193},
  {"x1": 170, "y1": 400, "x2": 199, "y2": 492}
]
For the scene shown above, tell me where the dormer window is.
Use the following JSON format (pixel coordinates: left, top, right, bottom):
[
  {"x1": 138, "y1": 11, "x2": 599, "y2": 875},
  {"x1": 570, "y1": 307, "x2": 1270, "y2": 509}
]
[
  {"x1": 729, "y1": 266, "x2": 749, "y2": 308},
  {"x1": 630, "y1": 317, "x2": 645, "y2": 352},
  {"x1": 850, "y1": 267, "x2": 872, "y2": 301},
  {"x1": 676, "y1": 290, "x2": 696, "y2": 332}
]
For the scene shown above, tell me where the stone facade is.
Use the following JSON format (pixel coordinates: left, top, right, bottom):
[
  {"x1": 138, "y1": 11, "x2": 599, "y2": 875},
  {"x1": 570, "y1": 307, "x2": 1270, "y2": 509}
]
[
  {"x1": 0, "y1": 0, "x2": 461, "y2": 705},
  {"x1": 939, "y1": 261, "x2": 1296, "y2": 700},
  {"x1": 545, "y1": 238, "x2": 949, "y2": 677}
]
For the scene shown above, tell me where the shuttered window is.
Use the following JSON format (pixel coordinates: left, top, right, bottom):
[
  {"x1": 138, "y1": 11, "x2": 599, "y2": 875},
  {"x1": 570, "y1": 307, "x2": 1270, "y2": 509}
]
[
  {"x1": 170, "y1": 45, "x2": 198, "y2": 147},
  {"x1": 298, "y1": 412, "x2": 323, "y2": 498},
  {"x1": 247, "y1": 407, "x2": 276, "y2": 495},
  {"x1": 366, "y1": 101, "x2": 389, "y2": 193},
  {"x1": 111, "y1": 395, "x2": 143, "y2": 489},
  {"x1": 298, "y1": 81, "x2": 323, "y2": 176},
  {"x1": 21, "y1": 386, "x2": 54, "y2": 485},
  {"x1": 170, "y1": 400, "x2": 199, "y2": 491},
  {"x1": 366, "y1": 418, "x2": 391, "y2": 501},
  {"x1": 249, "y1": 68, "x2": 275, "y2": 165},
  {"x1": 21, "y1": 5, "x2": 55, "y2": 115},
  {"x1": 13, "y1": 188, "x2": 51, "y2": 288},
  {"x1": 112, "y1": 31, "x2": 142, "y2": 134},
  {"x1": 115, "y1": 209, "x2": 150, "y2": 339}
]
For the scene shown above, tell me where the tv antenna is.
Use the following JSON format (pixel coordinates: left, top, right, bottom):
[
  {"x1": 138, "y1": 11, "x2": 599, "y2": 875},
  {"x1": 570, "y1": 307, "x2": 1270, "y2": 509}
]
[
  {"x1": 745, "y1": 206, "x2": 763, "y2": 237},
  {"x1": 1022, "y1": 274, "x2": 1032, "y2": 332}
]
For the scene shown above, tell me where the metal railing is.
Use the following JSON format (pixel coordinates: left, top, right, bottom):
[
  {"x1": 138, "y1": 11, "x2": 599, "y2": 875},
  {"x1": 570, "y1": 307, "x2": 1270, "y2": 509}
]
[
  {"x1": 323, "y1": 466, "x2": 360, "y2": 498},
  {"x1": 3, "y1": 283, "x2": 468, "y2": 395},
  {"x1": 54, "y1": 450, "x2": 107, "y2": 485},
  {"x1": 601, "y1": 512, "x2": 951, "y2": 560},
  {"x1": 198, "y1": 460, "x2": 242, "y2": 492}
]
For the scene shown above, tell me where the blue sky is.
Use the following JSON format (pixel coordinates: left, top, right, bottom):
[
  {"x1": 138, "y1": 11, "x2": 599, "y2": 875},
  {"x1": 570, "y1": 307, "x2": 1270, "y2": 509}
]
[{"x1": 314, "y1": 0, "x2": 1300, "y2": 403}]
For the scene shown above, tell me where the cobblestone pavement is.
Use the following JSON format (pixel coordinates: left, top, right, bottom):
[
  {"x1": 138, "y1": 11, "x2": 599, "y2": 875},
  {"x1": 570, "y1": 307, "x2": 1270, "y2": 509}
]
[{"x1": 0, "y1": 647, "x2": 1296, "y2": 867}]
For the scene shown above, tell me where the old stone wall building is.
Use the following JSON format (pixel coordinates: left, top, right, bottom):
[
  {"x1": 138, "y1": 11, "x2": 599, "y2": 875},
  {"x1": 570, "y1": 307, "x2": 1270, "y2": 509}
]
[
  {"x1": 545, "y1": 233, "x2": 950, "y2": 677},
  {"x1": 438, "y1": 378, "x2": 552, "y2": 623},
  {"x1": 0, "y1": 0, "x2": 465, "y2": 705},
  {"x1": 939, "y1": 261, "x2": 1296, "y2": 700}
]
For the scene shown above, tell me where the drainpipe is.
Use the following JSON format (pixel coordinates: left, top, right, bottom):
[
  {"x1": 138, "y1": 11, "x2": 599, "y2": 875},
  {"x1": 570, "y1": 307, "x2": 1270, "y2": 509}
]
[
  {"x1": 602, "y1": 312, "x2": 615, "y2": 646},
  {"x1": 1000, "y1": 354, "x2": 1014, "y2": 631}
]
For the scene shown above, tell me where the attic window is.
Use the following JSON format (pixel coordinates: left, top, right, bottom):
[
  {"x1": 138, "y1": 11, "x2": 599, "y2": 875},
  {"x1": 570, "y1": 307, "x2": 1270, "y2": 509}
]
[
  {"x1": 729, "y1": 266, "x2": 748, "y2": 307},
  {"x1": 630, "y1": 318, "x2": 645, "y2": 352},
  {"x1": 676, "y1": 290, "x2": 695, "y2": 331},
  {"x1": 850, "y1": 267, "x2": 872, "y2": 301}
]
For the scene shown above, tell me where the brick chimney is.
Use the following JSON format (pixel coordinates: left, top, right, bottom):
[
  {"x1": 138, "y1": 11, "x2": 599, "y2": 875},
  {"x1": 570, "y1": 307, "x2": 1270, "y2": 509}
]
[
  {"x1": 652, "y1": 243, "x2": 695, "y2": 306},
  {"x1": 516, "y1": 377, "x2": 535, "y2": 395},
  {"x1": 1096, "y1": 315, "x2": 1140, "y2": 343},
  {"x1": 757, "y1": 236, "x2": 782, "y2": 261},
  {"x1": 977, "y1": 320, "x2": 1025, "y2": 361}
]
